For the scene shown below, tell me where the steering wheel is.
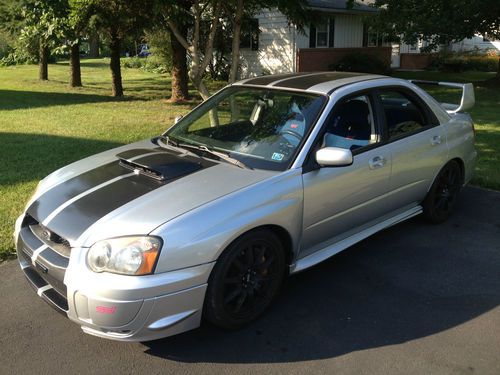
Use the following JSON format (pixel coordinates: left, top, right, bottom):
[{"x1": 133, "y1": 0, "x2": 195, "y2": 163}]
[{"x1": 279, "y1": 129, "x2": 302, "y2": 142}]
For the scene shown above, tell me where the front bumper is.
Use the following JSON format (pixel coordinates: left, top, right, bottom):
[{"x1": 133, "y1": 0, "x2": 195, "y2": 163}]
[{"x1": 16, "y1": 214, "x2": 215, "y2": 341}]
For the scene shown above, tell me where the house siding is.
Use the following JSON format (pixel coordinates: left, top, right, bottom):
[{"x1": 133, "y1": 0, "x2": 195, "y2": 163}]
[
  {"x1": 449, "y1": 35, "x2": 500, "y2": 53},
  {"x1": 239, "y1": 9, "x2": 371, "y2": 78},
  {"x1": 240, "y1": 10, "x2": 296, "y2": 78},
  {"x1": 333, "y1": 15, "x2": 364, "y2": 48}
]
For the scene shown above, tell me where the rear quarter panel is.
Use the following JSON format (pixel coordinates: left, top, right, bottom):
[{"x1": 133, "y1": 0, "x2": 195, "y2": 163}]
[{"x1": 443, "y1": 113, "x2": 477, "y2": 184}]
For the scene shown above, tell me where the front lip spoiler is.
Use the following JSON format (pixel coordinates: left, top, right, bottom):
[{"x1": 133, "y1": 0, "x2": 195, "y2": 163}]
[{"x1": 21, "y1": 265, "x2": 69, "y2": 315}]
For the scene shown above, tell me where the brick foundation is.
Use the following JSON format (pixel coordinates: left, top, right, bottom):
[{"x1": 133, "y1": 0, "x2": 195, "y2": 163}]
[{"x1": 297, "y1": 47, "x2": 392, "y2": 72}]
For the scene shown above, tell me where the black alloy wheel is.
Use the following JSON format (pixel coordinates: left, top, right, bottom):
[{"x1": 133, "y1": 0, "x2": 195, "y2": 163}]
[
  {"x1": 204, "y1": 230, "x2": 286, "y2": 329},
  {"x1": 423, "y1": 160, "x2": 462, "y2": 223}
]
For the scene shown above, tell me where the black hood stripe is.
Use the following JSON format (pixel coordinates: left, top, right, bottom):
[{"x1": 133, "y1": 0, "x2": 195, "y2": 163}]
[
  {"x1": 46, "y1": 174, "x2": 164, "y2": 241},
  {"x1": 27, "y1": 148, "x2": 168, "y2": 223},
  {"x1": 32, "y1": 147, "x2": 216, "y2": 242},
  {"x1": 27, "y1": 162, "x2": 127, "y2": 222}
]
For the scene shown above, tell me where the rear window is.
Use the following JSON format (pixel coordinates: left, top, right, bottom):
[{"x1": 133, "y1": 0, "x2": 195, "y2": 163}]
[{"x1": 379, "y1": 91, "x2": 427, "y2": 139}]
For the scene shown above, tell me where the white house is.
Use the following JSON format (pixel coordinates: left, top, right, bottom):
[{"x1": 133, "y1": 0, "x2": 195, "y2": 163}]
[
  {"x1": 239, "y1": 0, "x2": 393, "y2": 78},
  {"x1": 238, "y1": 0, "x2": 499, "y2": 76}
]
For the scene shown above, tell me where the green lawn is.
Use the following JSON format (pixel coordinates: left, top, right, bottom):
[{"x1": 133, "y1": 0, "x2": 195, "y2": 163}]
[
  {"x1": 0, "y1": 62, "x2": 498, "y2": 261},
  {"x1": 0, "y1": 59, "x2": 225, "y2": 261}
]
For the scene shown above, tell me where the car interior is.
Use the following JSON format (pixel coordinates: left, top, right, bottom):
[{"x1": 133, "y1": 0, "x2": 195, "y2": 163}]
[
  {"x1": 323, "y1": 96, "x2": 376, "y2": 151},
  {"x1": 379, "y1": 91, "x2": 426, "y2": 138}
]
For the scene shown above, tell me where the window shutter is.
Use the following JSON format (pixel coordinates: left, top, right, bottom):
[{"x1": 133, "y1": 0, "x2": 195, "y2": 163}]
[
  {"x1": 309, "y1": 24, "x2": 316, "y2": 48},
  {"x1": 362, "y1": 23, "x2": 368, "y2": 47},
  {"x1": 251, "y1": 19, "x2": 259, "y2": 51},
  {"x1": 328, "y1": 17, "x2": 335, "y2": 47}
]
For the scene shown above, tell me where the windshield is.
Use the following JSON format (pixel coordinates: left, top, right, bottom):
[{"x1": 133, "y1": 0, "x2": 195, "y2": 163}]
[{"x1": 166, "y1": 86, "x2": 326, "y2": 171}]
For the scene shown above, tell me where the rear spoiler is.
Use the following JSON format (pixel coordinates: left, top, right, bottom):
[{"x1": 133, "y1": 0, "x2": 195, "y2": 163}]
[{"x1": 409, "y1": 80, "x2": 475, "y2": 114}]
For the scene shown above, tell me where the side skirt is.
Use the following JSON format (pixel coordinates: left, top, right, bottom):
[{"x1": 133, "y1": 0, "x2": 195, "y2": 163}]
[{"x1": 290, "y1": 205, "x2": 423, "y2": 274}]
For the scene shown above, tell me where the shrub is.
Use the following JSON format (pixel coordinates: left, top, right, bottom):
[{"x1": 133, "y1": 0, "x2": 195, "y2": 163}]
[
  {"x1": 122, "y1": 56, "x2": 143, "y2": 69},
  {"x1": 329, "y1": 53, "x2": 391, "y2": 75},
  {"x1": 429, "y1": 51, "x2": 499, "y2": 72},
  {"x1": 0, "y1": 51, "x2": 36, "y2": 66},
  {"x1": 121, "y1": 55, "x2": 170, "y2": 74}
]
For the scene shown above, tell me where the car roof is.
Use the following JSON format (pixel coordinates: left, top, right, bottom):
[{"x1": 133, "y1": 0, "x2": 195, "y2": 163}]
[{"x1": 233, "y1": 72, "x2": 387, "y2": 95}]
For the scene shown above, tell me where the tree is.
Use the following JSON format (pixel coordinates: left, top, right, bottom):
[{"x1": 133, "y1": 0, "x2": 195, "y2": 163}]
[
  {"x1": 72, "y1": 0, "x2": 155, "y2": 96},
  {"x1": 15, "y1": 0, "x2": 67, "y2": 80},
  {"x1": 371, "y1": 0, "x2": 500, "y2": 78},
  {"x1": 228, "y1": 0, "x2": 244, "y2": 84},
  {"x1": 371, "y1": 0, "x2": 500, "y2": 51},
  {"x1": 66, "y1": 0, "x2": 91, "y2": 87},
  {"x1": 164, "y1": 0, "x2": 191, "y2": 102},
  {"x1": 166, "y1": 0, "x2": 222, "y2": 100}
]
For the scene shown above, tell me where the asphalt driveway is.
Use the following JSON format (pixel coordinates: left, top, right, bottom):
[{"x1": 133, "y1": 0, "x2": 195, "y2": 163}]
[{"x1": 1, "y1": 186, "x2": 499, "y2": 375}]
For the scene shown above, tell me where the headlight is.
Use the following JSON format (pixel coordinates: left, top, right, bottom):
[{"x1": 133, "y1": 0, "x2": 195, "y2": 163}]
[{"x1": 87, "y1": 236, "x2": 162, "y2": 275}]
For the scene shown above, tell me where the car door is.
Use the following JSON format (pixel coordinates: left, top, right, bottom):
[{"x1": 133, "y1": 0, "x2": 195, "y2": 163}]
[
  {"x1": 375, "y1": 88, "x2": 448, "y2": 210},
  {"x1": 300, "y1": 92, "x2": 393, "y2": 258}
]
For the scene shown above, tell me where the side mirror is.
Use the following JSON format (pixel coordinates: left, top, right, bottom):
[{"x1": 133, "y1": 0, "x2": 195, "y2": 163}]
[
  {"x1": 315, "y1": 147, "x2": 353, "y2": 167},
  {"x1": 174, "y1": 115, "x2": 183, "y2": 124}
]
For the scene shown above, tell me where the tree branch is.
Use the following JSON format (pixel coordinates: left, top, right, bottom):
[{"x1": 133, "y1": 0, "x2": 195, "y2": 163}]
[
  {"x1": 166, "y1": 19, "x2": 192, "y2": 53},
  {"x1": 199, "y1": 0, "x2": 222, "y2": 75}
]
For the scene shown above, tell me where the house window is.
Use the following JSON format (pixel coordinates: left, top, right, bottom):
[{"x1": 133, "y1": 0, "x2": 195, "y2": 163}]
[
  {"x1": 309, "y1": 17, "x2": 335, "y2": 48},
  {"x1": 240, "y1": 18, "x2": 259, "y2": 51},
  {"x1": 363, "y1": 25, "x2": 390, "y2": 47}
]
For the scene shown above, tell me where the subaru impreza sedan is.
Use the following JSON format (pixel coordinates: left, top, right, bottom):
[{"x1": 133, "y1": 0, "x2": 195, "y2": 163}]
[{"x1": 14, "y1": 72, "x2": 477, "y2": 341}]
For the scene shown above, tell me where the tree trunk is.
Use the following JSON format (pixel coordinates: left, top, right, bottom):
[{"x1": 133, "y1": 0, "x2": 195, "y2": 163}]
[
  {"x1": 39, "y1": 44, "x2": 49, "y2": 81},
  {"x1": 229, "y1": 0, "x2": 244, "y2": 84},
  {"x1": 167, "y1": 0, "x2": 221, "y2": 103},
  {"x1": 89, "y1": 33, "x2": 100, "y2": 58},
  {"x1": 229, "y1": 0, "x2": 244, "y2": 120},
  {"x1": 69, "y1": 42, "x2": 82, "y2": 87},
  {"x1": 169, "y1": 26, "x2": 189, "y2": 102},
  {"x1": 109, "y1": 32, "x2": 123, "y2": 97}
]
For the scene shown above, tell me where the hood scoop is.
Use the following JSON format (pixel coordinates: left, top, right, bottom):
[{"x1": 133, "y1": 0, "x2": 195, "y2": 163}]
[{"x1": 118, "y1": 152, "x2": 204, "y2": 182}]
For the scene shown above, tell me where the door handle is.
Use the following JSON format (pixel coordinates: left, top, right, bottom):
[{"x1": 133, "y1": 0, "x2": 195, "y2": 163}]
[
  {"x1": 431, "y1": 135, "x2": 442, "y2": 146},
  {"x1": 369, "y1": 156, "x2": 386, "y2": 170}
]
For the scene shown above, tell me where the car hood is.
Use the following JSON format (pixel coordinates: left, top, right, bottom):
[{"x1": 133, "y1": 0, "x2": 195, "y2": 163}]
[{"x1": 26, "y1": 139, "x2": 275, "y2": 247}]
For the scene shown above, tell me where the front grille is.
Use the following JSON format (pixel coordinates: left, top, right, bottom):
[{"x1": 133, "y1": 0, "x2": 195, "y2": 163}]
[
  {"x1": 17, "y1": 215, "x2": 70, "y2": 314},
  {"x1": 29, "y1": 218, "x2": 71, "y2": 257}
]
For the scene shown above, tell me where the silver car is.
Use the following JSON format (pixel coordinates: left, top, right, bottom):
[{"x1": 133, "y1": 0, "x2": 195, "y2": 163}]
[{"x1": 14, "y1": 72, "x2": 477, "y2": 341}]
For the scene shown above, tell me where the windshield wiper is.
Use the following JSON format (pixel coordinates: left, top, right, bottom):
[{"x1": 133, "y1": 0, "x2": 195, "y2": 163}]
[{"x1": 158, "y1": 135, "x2": 252, "y2": 170}]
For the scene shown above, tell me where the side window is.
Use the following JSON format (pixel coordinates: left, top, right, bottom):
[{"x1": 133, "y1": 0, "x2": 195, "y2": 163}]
[
  {"x1": 379, "y1": 90, "x2": 427, "y2": 139},
  {"x1": 323, "y1": 95, "x2": 377, "y2": 151}
]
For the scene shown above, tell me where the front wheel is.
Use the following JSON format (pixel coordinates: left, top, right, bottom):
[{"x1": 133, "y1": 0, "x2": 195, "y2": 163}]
[
  {"x1": 204, "y1": 230, "x2": 286, "y2": 329},
  {"x1": 422, "y1": 160, "x2": 462, "y2": 223}
]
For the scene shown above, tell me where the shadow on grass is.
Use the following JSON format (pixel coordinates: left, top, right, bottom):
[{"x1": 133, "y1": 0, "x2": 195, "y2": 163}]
[
  {"x1": 0, "y1": 132, "x2": 123, "y2": 186},
  {"x1": 143, "y1": 188, "x2": 500, "y2": 364},
  {"x1": 0, "y1": 89, "x2": 117, "y2": 110}
]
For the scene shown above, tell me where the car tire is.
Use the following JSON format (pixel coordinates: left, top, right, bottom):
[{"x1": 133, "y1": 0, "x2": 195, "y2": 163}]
[
  {"x1": 204, "y1": 229, "x2": 286, "y2": 329},
  {"x1": 422, "y1": 160, "x2": 462, "y2": 224}
]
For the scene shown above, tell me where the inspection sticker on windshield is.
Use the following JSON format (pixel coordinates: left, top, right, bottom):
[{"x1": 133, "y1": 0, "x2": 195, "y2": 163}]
[{"x1": 271, "y1": 152, "x2": 284, "y2": 161}]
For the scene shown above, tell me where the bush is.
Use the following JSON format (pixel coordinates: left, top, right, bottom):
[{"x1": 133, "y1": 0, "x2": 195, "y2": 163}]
[
  {"x1": 329, "y1": 53, "x2": 391, "y2": 75},
  {"x1": 441, "y1": 56, "x2": 497, "y2": 72},
  {"x1": 121, "y1": 55, "x2": 170, "y2": 74},
  {"x1": 0, "y1": 51, "x2": 36, "y2": 66},
  {"x1": 429, "y1": 51, "x2": 499, "y2": 72}
]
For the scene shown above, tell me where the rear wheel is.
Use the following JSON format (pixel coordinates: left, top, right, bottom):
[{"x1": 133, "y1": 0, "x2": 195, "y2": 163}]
[
  {"x1": 204, "y1": 230, "x2": 286, "y2": 329},
  {"x1": 422, "y1": 161, "x2": 462, "y2": 223}
]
